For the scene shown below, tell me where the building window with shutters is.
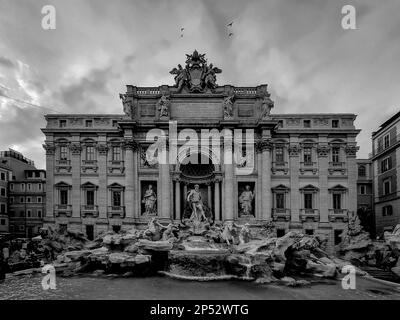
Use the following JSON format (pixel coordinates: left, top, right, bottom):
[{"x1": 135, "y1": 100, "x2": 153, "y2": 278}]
[
  {"x1": 383, "y1": 178, "x2": 391, "y2": 195},
  {"x1": 381, "y1": 157, "x2": 392, "y2": 173},
  {"x1": 384, "y1": 134, "x2": 390, "y2": 149}
]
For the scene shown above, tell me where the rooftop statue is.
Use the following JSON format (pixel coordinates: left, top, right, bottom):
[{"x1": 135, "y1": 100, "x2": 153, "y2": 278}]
[{"x1": 169, "y1": 50, "x2": 222, "y2": 93}]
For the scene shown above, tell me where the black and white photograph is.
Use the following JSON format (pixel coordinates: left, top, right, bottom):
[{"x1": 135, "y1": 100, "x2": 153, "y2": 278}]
[{"x1": 0, "y1": 0, "x2": 400, "y2": 311}]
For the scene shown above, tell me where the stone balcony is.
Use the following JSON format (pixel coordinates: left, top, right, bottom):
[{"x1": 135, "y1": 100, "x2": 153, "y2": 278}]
[
  {"x1": 328, "y1": 209, "x2": 349, "y2": 222},
  {"x1": 271, "y1": 161, "x2": 289, "y2": 174},
  {"x1": 108, "y1": 160, "x2": 125, "y2": 174},
  {"x1": 328, "y1": 162, "x2": 346, "y2": 175},
  {"x1": 272, "y1": 208, "x2": 291, "y2": 221},
  {"x1": 54, "y1": 204, "x2": 72, "y2": 217},
  {"x1": 107, "y1": 206, "x2": 126, "y2": 218},
  {"x1": 300, "y1": 209, "x2": 320, "y2": 222},
  {"x1": 81, "y1": 205, "x2": 99, "y2": 218},
  {"x1": 81, "y1": 160, "x2": 98, "y2": 174},
  {"x1": 299, "y1": 162, "x2": 318, "y2": 175},
  {"x1": 55, "y1": 159, "x2": 72, "y2": 173}
]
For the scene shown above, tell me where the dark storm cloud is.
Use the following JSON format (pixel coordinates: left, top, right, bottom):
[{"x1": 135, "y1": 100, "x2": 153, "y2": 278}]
[{"x1": 0, "y1": 0, "x2": 399, "y2": 168}]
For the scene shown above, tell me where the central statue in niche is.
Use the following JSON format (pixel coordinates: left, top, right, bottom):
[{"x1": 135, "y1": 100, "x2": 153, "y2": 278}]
[{"x1": 187, "y1": 184, "x2": 207, "y2": 222}]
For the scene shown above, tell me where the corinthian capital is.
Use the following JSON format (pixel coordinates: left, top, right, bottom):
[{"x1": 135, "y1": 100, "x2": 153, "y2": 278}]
[
  {"x1": 255, "y1": 139, "x2": 272, "y2": 153},
  {"x1": 123, "y1": 139, "x2": 139, "y2": 151},
  {"x1": 43, "y1": 143, "x2": 56, "y2": 155}
]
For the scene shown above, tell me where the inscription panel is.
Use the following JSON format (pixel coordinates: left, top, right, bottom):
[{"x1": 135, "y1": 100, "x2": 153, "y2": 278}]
[
  {"x1": 171, "y1": 102, "x2": 222, "y2": 119},
  {"x1": 238, "y1": 104, "x2": 254, "y2": 117},
  {"x1": 140, "y1": 104, "x2": 156, "y2": 117}
]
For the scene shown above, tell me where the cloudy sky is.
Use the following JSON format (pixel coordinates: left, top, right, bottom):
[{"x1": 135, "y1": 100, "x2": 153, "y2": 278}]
[{"x1": 0, "y1": 0, "x2": 399, "y2": 169}]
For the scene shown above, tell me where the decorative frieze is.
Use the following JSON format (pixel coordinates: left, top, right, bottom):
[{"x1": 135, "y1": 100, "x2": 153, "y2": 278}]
[
  {"x1": 288, "y1": 144, "x2": 301, "y2": 157},
  {"x1": 43, "y1": 143, "x2": 56, "y2": 155},
  {"x1": 345, "y1": 145, "x2": 358, "y2": 158},
  {"x1": 97, "y1": 144, "x2": 109, "y2": 155},
  {"x1": 317, "y1": 145, "x2": 330, "y2": 157},
  {"x1": 70, "y1": 143, "x2": 82, "y2": 155}
]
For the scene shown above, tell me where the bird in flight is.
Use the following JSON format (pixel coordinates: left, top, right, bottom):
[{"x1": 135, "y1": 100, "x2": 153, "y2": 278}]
[
  {"x1": 180, "y1": 27, "x2": 185, "y2": 38},
  {"x1": 227, "y1": 22, "x2": 233, "y2": 27},
  {"x1": 228, "y1": 32, "x2": 234, "y2": 37}
]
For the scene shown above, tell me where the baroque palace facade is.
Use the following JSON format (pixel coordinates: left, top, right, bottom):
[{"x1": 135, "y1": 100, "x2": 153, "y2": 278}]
[{"x1": 42, "y1": 51, "x2": 359, "y2": 250}]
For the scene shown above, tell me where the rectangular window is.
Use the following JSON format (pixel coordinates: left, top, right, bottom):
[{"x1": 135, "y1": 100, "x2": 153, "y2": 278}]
[
  {"x1": 0, "y1": 188, "x2": 5, "y2": 197},
  {"x1": 60, "y1": 190, "x2": 68, "y2": 205},
  {"x1": 37, "y1": 209, "x2": 42, "y2": 218},
  {"x1": 37, "y1": 197, "x2": 42, "y2": 203},
  {"x1": 303, "y1": 120, "x2": 311, "y2": 128},
  {"x1": 10, "y1": 183, "x2": 14, "y2": 191},
  {"x1": 333, "y1": 194, "x2": 341, "y2": 210},
  {"x1": 275, "y1": 147, "x2": 284, "y2": 163},
  {"x1": 383, "y1": 178, "x2": 391, "y2": 195},
  {"x1": 21, "y1": 183, "x2": 25, "y2": 191},
  {"x1": 27, "y1": 183, "x2": 31, "y2": 191},
  {"x1": 27, "y1": 210, "x2": 31, "y2": 217},
  {"x1": 360, "y1": 185, "x2": 366, "y2": 195},
  {"x1": 59, "y1": 120, "x2": 67, "y2": 128},
  {"x1": 381, "y1": 157, "x2": 392, "y2": 173},
  {"x1": 86, "y1": 190, "x2": 95, "y2": 206},
  {"x1": 86, "y1": 146, "x2": 96, "y2": 161},
  {"x1": 0, "y1": 219, "x2": 5, "y2": 226},
  {"x1": 276, "y1": 193, "x2": 285, "y2": 209},
  {"x1": 383, "y1": 206, "x2": 393, "y2": 216},
  {"x1": 332, "y1": 120, "x2": 339, "y2": 128},
  {"x1": 20, "y1": 197, "x2": 24, "y2": 203},
  {"x1": 303, "y1": 148, "x2": 312, "y2": 164},
  {"x1": 304, "y1": 193, "x2": 313, "y2": 209},
  {"x1": 0, "y1": 172, "x2": 5, "y2": 181},
  {"x1": 384, "y1": 134, "x2": 390, "y2": 148},
  {"x1": 112, "y1": 191, "x2": 121, "y2": 207},
  {"x1": 60, "y1": 146, "x2": 68, "y2": 160},
  {"x1": 27, "y1": 197, "x2": 31, "y2": 203},
  {"x1": 332, "y1": 147, "x2": 340, "y2": 163},
  {"x1": 38, "y1": 183, "x2": 42, "y2": 191},
  {"x1": 0, "y1": 204, "x2": 5, "y2": 214},
  {"x1": 85, "y1": 120, "x2": 93, "y2": 127},
  {"x1": 112, "y1": 146, "x2": 122, "y2": 161}
]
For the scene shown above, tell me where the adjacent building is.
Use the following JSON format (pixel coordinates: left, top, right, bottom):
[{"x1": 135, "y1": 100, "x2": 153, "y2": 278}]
[
  {"x1": 356, "y1": 159, "x2": 374, "y2": 234},
  {"x1": 0, "y1": 149, "x2": 45, "y2": 237},
  {"x1": 0, "y1": 162, "x2": 12, "y2": 234},
  {"x1": 41, "y1": 51, "x2": 360, "y2": 251},
  {"x1": 371, "y1": 111, "x2": 400, "y2": 236}
]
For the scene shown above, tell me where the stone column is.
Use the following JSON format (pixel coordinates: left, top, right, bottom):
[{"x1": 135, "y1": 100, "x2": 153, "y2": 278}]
[
  {"x1": 70, "y1": 140, "x2": 82, "y2": 219},
  {"x1": 289, "y1": 143, "x2": 301, "y2": 224},
  {"x1": 317, "y1": 143, "x2": 330, "y2": 224},
  {"x1": 258, "y1": 138, "x2": 272, "y2": 220},
  {"x1": 214, "y1": 179, "x2": 220, "y2": 221},
  {"x1": 175, "y1": 180, "x2": 181, "y2": 220},
  {"x1": 224, "y1": 143, "x2": 234, "y2": 221},
  {"x1": 124, "y1": 139, "x2": 137, "y2": 219},
  {"x1": 97, "y1": 141, "x2": 108, "y2": 220},
  {"x1": 43, "y1": 142, "x2": 55, "y2": 220},
  {"x1": 159, "y1": 141, "x2": 171, "y2": 219},
  {"x1": 346, "y1": 143, "x2": 358, "y2": 215}
]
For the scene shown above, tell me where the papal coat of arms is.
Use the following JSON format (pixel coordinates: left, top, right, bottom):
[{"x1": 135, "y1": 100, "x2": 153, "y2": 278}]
[{"x1": 169, "y1": 50, "x2": 222, "y2": 93}]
